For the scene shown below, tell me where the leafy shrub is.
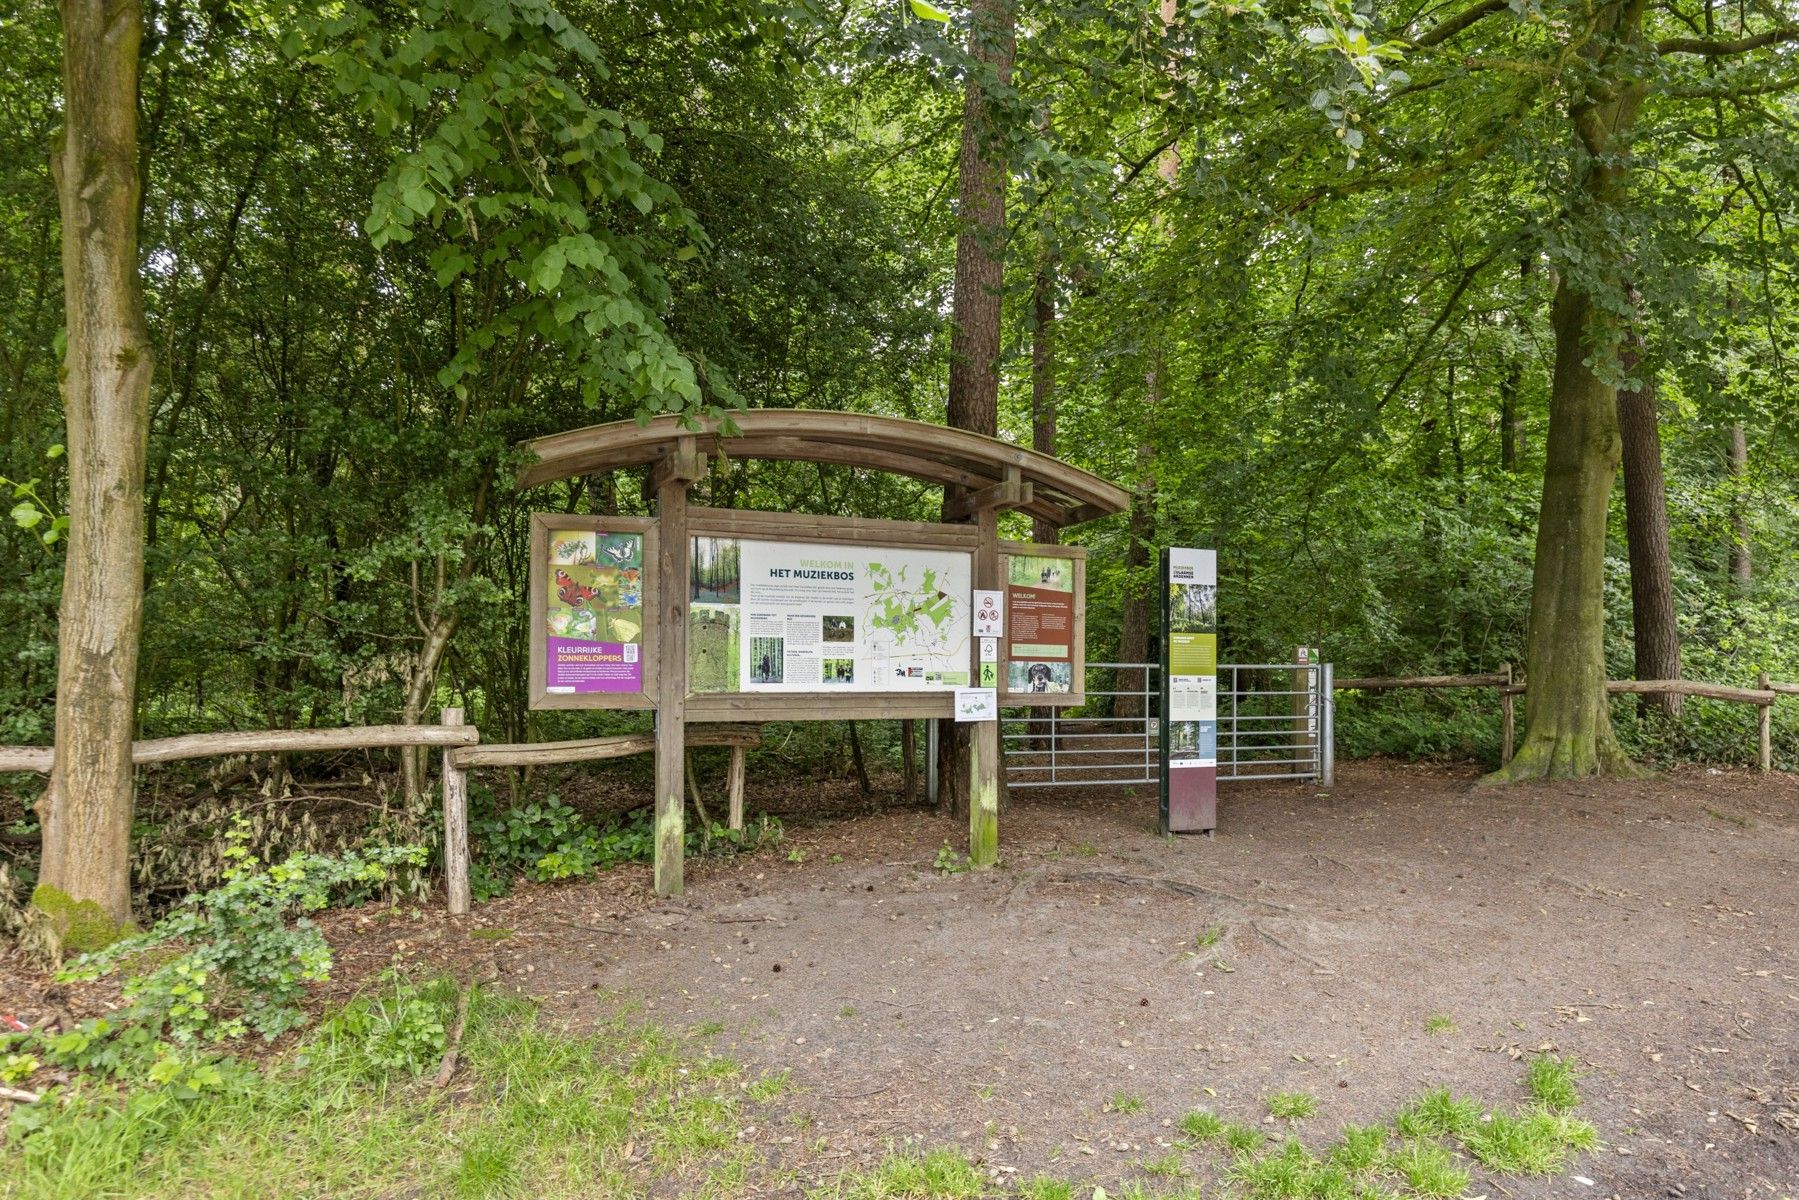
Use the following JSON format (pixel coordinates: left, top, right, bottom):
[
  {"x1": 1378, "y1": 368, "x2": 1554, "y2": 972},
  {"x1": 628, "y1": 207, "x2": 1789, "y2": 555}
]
[
  {"x1": 313, "y1": 975, "x2": 452, "y2": 1079},
  {"x1": 469, "y1": 792, "x2": 780, "y2": 899},
  {"x1": 0, "y1": 827, "x2": 425, "y2": 1086}
]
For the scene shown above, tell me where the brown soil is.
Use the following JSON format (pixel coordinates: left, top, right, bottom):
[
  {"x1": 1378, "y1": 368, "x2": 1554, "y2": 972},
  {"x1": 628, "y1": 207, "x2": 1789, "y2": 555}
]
[{"x1": 8, "y1": 761, "x2": 1799, "y2": 1199}]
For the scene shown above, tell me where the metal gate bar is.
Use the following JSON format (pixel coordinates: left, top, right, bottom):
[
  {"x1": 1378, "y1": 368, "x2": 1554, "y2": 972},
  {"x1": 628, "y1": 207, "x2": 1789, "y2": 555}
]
[{"x1": 1004, "y1": 661, "x2": 1333, "y2": 789}]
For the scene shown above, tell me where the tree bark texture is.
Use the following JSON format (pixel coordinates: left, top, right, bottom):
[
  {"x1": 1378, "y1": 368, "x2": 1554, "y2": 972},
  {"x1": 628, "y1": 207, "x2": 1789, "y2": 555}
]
[
  {"x1": 1498, "y1": 281, "x2": 1638, "y2": 779},
  {"x1": 1029, "y1": 265, "x2": 1058, "y2": 547},
  {"x1": 1616, "y1": 335, "x2": 1681, "y2": 717},
  {"x1": 37, "y1": 0, "x2": 154, "y2": 944},
  {"x1": 1726, "y1": 425, "x2": 1750, "y2": 584},
  {"x1": 937, "y1": 0, "x2": 1014, "y2": 819}
]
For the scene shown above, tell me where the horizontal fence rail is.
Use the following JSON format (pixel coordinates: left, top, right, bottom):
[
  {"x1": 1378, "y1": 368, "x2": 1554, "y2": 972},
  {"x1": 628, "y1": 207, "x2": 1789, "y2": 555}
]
[
  {"x1": 1334, "y1": 665, "x2": 1795, "y2": 770},
  {"x1": 0, "y1": 724, "x2": 478, "y2": 775}
]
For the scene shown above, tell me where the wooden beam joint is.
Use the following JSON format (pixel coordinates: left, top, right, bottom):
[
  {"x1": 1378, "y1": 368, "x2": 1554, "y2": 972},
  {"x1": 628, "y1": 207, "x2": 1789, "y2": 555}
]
[{"x1": 943, "y1": 468, "x2": 1033, "y2": 522}]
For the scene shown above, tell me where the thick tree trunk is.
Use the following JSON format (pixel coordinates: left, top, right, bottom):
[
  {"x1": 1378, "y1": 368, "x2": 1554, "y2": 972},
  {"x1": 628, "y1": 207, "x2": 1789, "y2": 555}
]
[
  {"x1": 1616, "y1": 334, "x2": 1681, "y2": 717},
  {"x1": 1726, "y1": 426, "x2": 1750, "y2": 584},
  {"x1": 35, "y1": 0, "x2": 153, "y2": 948},
  {"x1": 1494, "y1": 282, "x2": 1637, "y2": 779},
  {"x1": 1492, "y1": 10, "x2": 1646, "y2": 782},
  {"x1": 936, "y1": 0, "x2": 1014, "y2": 819}
]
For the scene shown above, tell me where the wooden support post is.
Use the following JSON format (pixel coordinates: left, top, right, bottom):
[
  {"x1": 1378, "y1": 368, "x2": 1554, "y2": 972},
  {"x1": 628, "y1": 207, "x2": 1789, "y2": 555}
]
[
  {"x1": 1500, "y1": 662, "x2": 1515, "y2": 765},
  {"x1": 654, "y1": 453, "x2": 698, "y2": 897},
  {"x1": 440, "y1": 707, "x2": 470, "y2": 915},
  {"x1": 901, "y1": 719, "x2": 918, "y2": 802},
  {"x1": 969, "y1": 507, "x2": 1001, "y2": 867},
  {"x1": 1758, "y1": 670, "x2": 1773, "y2": 773},
  {"x1": 727, "y1": 745, "x2": 746, "y2": 832}
]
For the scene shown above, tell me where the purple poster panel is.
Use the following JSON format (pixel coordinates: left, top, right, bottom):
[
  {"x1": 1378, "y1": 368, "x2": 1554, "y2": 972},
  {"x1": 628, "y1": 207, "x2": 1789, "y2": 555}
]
[{"x1": 544, "y1": 529, "x2": 645, "y2": 695}]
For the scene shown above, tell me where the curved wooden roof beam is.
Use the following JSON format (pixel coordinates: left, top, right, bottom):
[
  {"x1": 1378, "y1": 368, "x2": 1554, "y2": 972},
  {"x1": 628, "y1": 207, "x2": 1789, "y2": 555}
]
[{"x1": 520, "y1": 410, "x2": 1130, "y2": 527}]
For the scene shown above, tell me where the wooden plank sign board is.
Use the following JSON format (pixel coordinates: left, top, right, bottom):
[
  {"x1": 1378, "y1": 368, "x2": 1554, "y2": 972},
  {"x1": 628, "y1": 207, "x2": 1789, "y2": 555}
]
[
  {"x1": 1000, "y1": 542, "x2": 1087, "y2": 707},
  {"x1": 529, "y1": 515, "x2": 658, "y2": 710}
]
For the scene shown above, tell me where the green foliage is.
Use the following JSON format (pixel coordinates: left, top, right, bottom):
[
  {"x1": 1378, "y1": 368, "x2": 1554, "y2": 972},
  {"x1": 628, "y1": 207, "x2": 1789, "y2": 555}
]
[
  {"x1": 54, "y1": 830, "x2": 425, "y2": 1051},
  {"x1": 2, "y1": 981, "x2": 754, "y2": 1199},
  {"x1": 314, "y1": 975, "x2": 453, "y2": 1078},
  {"x1": 468, "y1": 790, "x2": 781, "y2": 899},
  {"x1": 933, "y1": 841, "x2": 970, "y2": 875}
]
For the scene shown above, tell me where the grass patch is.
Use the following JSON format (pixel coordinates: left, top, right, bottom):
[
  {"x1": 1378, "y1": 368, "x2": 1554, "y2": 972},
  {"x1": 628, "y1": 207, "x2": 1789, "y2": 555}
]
[
  {"x1": 1107, "y1": 1091, "x2": 1146, "y2": 1115},
  {"x1": 819, "y1": 1148, "x2": 985, "y2": 1199},
  {"x1": 1139, "y1": 1150, "x2": 1185, "y2": 1177},
  {"x1": 1266, "y1": 1092, "x2": 1318, "y2": 1121},
  {"x1": 1018, "y1": 1178, "x2": 1074, "y2": 1200},
  {"x1": 1526, "y1": 1053, "x2": 1581, "y2": 1111},
  {"x1": 1423, "y1": 1014, "x2": 1455, "y2": 1034},
  {"x1": 2, "y1": 982, "x2": 751, "y2": 1200},
  {"x1": 747, "y1": 1068, "x2": 792, "y2": 1101},
  {"x1": 1195, "y1": 925, "x2": 1224, "y2": 949},
  {"x1": 1326, "y1": 1122, "x2": 1387, "y2": 1172},
  {"x1": 1393, "y1": 1087, "x2": 1481, "y2": 1139},
  {"x1": 1386, "y1": 1138, "x2": 1471, "y2": 1198},
  {"x1": 1176, "y1": 1109, "x2": 1225, "y2": 1144}
]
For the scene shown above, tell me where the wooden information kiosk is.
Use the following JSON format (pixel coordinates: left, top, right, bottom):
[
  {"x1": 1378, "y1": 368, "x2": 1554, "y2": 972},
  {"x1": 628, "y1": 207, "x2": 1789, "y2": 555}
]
[{"x1": 518, "y1": 410, "x2": 1129, "y2": 895}]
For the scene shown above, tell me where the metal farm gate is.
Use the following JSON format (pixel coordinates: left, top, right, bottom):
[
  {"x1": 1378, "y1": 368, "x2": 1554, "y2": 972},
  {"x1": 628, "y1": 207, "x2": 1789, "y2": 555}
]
[{"x1": 998, "y1": 661, "x2": 1334, "y2": 790}]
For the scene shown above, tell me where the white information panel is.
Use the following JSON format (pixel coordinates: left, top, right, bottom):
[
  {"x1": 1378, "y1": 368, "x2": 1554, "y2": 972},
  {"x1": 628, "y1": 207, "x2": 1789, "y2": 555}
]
[{"x1": 689, "y1": 535, "x2": 973, "y2": 693}]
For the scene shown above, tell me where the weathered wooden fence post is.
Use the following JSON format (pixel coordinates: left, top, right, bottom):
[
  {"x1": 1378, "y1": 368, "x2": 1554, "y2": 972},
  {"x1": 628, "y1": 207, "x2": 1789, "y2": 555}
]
[
  {"x1": 440, "y1": 707, "x2": 470, "y2": 915},
  {"x1": 1758, "y1": 671, "x2": 1773, "y2": 772},
  {"x1": 1500, "y1": 663, "x2": 1515, "y2": 764}
]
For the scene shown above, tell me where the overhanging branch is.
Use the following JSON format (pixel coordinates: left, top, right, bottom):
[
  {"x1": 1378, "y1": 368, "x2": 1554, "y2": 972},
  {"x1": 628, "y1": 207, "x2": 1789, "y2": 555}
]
[{"x1": 1657, "y1": 26, "x2": 1799, "y2": 55}]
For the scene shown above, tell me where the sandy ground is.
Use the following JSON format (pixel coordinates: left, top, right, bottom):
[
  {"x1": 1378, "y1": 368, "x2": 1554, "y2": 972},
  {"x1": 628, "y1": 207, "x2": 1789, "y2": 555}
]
[{"x1": 8, "y1": 761, "x2": 1799, "y2": 1198}]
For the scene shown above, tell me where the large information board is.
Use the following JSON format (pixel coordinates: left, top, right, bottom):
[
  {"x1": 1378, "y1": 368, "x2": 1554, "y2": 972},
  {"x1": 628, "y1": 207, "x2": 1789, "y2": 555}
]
[
  {"x1": 529, "y1": 509, "x2": 1094, "y2": 722},
  {"x1": 1160, "y1": 547, "x2": 1218, "y2": 834},
  {"x1": 689, "y1": 535, "x2": 972, "y2": 693}
]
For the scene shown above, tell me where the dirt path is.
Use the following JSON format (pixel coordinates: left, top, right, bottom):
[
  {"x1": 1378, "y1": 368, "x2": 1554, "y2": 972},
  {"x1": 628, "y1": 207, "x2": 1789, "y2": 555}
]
[
  {"x1": 14, "y1": 761, "x2": 1793, "y2": 1198},
  {"x1": 379, "y1": 762, "x2": 1797, "y2": 1199}
]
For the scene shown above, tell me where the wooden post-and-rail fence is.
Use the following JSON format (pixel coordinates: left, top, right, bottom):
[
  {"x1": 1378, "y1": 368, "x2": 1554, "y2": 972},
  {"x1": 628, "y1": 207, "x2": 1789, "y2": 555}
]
[
  {"x1": 0, "y1": 713, "x2": 764, "y2": 917},
  {"x1": 1335, "y1": 666, "x2": 1797, "y2": 771}
]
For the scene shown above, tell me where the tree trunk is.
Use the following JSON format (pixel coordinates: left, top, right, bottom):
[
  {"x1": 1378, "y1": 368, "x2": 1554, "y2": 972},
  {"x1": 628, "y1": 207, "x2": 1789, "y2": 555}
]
[
  {"x1": 936, "y1": 0, "x2": 1014, "y2": 819},
  {"x1": 1029, "y1": 264, "x2": 1058, "y2": 753},
  {"x1": 35, "y1": 0, "x2": 153, "y2": 949},
  {"x1": 1113, "y1": 440, "x2": 1156, "y2": 719},
  {"x1": 1029, "y1": 264, "x2": 1058, "y2": 547},
  {"x1": 1495, "y1": 280, "x2": 1637, "y2": 779},
  {"x1": 1492, "y1": 9, "x2": 1646, "y2": 782},
  {"x1": 1616, "y1": 332, "x2": 1681, "y2": 717},
  {"x1": 1726, "y1": 425, "x2": 1750, "y2": 584}
]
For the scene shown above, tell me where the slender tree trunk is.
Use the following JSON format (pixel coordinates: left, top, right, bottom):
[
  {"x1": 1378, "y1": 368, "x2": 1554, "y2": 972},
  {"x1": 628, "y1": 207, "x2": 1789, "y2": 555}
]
[
  {"x1": 1616, "y1": 331, "x2": 1681, "y2": 717},
  {"x1": 1029, "y1": 265, "x2": 1058, "y2": 548},
  {"x1": 35, "y1": 0, "x2": 153, "y2": 948},
  {"x1": 936, "y1": 0, "x2": 1014, "y2": 818},
  {"x1": 1499, "y1": 359, "x2": 1522, "y2": 472},
  {"x1": 1726, "y1": 426, "x2": 1750, "y2": 584},
  {"x1": 1029, "y1": 265, "x2": 1057, "y2": 753},
  {"x1": 1113, "y1": 440, "x2": 1156, "y2": 719}
]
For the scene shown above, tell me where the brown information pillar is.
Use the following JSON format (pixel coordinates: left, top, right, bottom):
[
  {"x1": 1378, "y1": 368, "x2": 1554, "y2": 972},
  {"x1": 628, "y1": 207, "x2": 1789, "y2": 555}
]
[
  {"x1": 969, "y1": 506, "x2": 1001, "y2": 865},
  {"x1": 654, "y1": 440, "x2": 703, "y2": 896}
]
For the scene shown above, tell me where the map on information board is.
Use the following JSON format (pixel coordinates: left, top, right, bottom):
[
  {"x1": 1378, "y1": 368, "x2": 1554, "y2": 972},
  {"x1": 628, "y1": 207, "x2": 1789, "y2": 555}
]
[{"x1": 690, "y1": 536, "x2": 972, "y2": 692}]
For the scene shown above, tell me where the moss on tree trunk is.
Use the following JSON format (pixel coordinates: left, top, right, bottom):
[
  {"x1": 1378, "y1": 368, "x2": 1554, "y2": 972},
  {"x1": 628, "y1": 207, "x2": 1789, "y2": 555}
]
[{"x1": 1490, "y1": 282, "x2": 1640, "y2": 781}]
